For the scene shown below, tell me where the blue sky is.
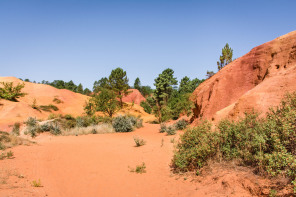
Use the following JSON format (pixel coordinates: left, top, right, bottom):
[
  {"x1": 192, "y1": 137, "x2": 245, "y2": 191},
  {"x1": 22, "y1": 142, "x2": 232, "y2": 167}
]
[{"x1": 1, "y1": 0, "x2": 296, "y2": 89}]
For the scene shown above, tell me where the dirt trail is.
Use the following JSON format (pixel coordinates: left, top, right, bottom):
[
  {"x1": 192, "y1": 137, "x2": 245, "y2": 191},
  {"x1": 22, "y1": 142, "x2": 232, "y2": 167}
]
[
  {"x1": 0, "y1": 123, "x2": 266, "y2": 197},
  {"x1": 0, "y1": 124, "x2": 203, "y2": 197}
]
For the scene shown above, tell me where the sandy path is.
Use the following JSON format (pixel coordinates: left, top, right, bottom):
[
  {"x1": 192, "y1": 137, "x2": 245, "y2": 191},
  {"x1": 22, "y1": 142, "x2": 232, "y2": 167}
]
[{"x1": 0, "y1": 124, "x2": 202, "y2": 197}]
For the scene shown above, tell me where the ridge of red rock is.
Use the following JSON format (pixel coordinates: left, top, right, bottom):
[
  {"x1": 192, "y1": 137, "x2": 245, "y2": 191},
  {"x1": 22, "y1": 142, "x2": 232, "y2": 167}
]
[{"x1": 192, "y1": 30, "x2": 296, "y2": 123}]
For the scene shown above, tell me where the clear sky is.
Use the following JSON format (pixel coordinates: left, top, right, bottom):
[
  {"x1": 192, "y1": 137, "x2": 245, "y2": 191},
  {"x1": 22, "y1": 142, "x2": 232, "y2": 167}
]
[{"x1": 1, "y1": 0, "x2": 296, "y2": 89}]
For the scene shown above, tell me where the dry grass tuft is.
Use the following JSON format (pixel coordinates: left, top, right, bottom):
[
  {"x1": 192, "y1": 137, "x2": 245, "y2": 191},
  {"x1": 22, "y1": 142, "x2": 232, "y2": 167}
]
[{"x1": 61, "y1": 124, "x2": 115, "y2": 136}]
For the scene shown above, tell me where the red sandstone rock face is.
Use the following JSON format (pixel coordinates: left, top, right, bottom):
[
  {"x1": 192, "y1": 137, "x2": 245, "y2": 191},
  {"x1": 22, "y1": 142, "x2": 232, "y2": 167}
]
[
  {"x1": 122, "y1": 89, "x2": 146, "y2": 105},
  {"x1": 192, "y1": 30, "x2": 296, "y2": 123}
]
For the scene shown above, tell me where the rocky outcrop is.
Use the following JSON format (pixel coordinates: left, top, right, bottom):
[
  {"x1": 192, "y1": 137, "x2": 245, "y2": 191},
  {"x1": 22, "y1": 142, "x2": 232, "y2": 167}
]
[{"x1": 192, "y1": 30, "x2": 296, "y2": 123}]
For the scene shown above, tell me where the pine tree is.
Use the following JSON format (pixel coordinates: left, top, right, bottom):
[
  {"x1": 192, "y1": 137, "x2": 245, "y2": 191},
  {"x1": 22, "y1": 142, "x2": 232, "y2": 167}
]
[
  {"x1": 217, "y1": 43, "x2": 233, "y2": 70},
  {"x1": 108, "y1": 67, "x2": 130, "y2": 108}
]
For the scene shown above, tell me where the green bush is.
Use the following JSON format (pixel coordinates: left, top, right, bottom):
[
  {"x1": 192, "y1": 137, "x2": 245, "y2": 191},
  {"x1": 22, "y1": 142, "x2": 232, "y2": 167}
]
[
  {"x1": 133, "y1": 136, "x2": 146, "y2": 147},
  {"x1": 174, "y1": 119, "x2": 189, "y2": 130},
  {"x1": 12, "y1": 122, "x2": 20, "y2": 136},
  {"x1": 49, "y1": 122, "x2": 61, "y2": 135},
  {"x1": 140, "y1": 101, "x2": 152, "y2": 114},
  {"x1": 159, "y1": 124, "x2": 176, "y2": 135},
  {"x1": 39, "y1": 104, "x2": 59, "y2": 112},
  {"x1": 112, "y1": 115, "x2": 143, "y2": 132},
  {"x1": 24, "y1": 117, "x2": 39, "y2": 138},
  {"x1": 172, "y1": 92, "x2": 296, "y2": 190},
  {"x1": 0, "y1": 82, "x2": 27, "y2": 101},
  {"x1": 172, "y1": 121, "x2": 219, "y2": 171},
  {"x1": 112, "y1": 116, "x2": 133, "y2": 132},
  {"x1": 40, "y1": 123, "x2": 51, "y2": 132}
]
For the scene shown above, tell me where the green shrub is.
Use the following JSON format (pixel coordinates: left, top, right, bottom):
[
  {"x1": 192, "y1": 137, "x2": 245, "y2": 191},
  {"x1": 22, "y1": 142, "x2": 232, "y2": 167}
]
[
  {"x1": 112, "y1": 116, "x2": 133, "y2": 132},
  {"x1": 40, "y1": 123, "x2": 51, "y2": 132},
  {"x1": 174, "y1": 119, "x2": 189, "y2": 130},
  {"x1": 159, "y1": 124, "x2": 176, "y2": 135},
  {"x1": 53, "y1": 97, "x2": 63, "y2": 104},
  {"x1": 140, "y1": 101, "x2": 152, "y2": 114},
  {"x1": 91, "y1": 128, "x2": 97, "y2": 134},
  {"x1": 133, "y1": 136, "x2": 146, "y2": 147},
  {"x1": 39, "y1": 104, "x2": 59, "y2": 112},
  {"x1": 12, "y1": 122, "x2": 20, "y2": 136},
  {"x1": 129, "y1": 162, "x2": 146, "y2": 174},
  {"x1": 24, "y1": 117, "x2": 39, "y2": 138},
  {"x1": 166, "y1": 126, "x2": 176, "y2": 135},
  {"x1": 172, "y1": 92, "x2": 296, "y2": 191},
  {"x1": 112, "y1": 115, "x2": 143, "y2": 132},
  {"x1": 159, "y1": 123, "x2": 167, "y2": 133},
  {"x1": 49, "y1": 122, "x2": 61, "y2": 135},
  {"x1": 172, "y1": 121, "x2": 219, "y2": 171},
  {"x1": 0, "y1": 82, "x2": 27, "y2": 101}
]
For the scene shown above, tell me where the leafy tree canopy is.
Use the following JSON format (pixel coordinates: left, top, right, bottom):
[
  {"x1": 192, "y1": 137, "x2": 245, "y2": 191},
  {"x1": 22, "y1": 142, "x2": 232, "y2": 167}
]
[{"x1": 217, "y1": 43, "x2": 233, "y2": 70}]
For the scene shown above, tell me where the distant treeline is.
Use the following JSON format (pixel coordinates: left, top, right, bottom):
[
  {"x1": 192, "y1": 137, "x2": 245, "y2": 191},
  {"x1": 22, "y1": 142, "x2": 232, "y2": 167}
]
[{"x1": 20, "y1": 78, "x2": 91, "y2": 95}]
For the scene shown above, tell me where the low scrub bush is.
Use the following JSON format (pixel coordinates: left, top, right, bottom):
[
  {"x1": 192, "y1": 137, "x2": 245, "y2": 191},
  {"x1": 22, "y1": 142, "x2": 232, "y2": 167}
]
[
  {"x1": 172, "y1": 92, "x2": 296, "y2": 192},
  {"x1": 61, "y1": 124, "x2": 114, "y2": 136},
  {"x1": 0, "y1": 82, "x2": 26, "y2": 101},
  {"x1": 53, "y1": 97, "x2": 63, "y2": 104},
  {"x1": 129, "y1": 162, "x2": 146, "y2": 174},
  {"x1": 31, "y1": 179, "x2": 42, "y2": 187},
  {"x1": 133, "y1": 136, "x2": 146, "y2": 147},
  {"x1": 0, "y1": 131, "x2": 31, "y2": 150},
  {"x1": 159, "y1": 124, "x2": 176, "y2": 135},
  {"x1": 49, "y1": 122, "x2": 61, "y2": 135},
  {"x1": 39, "y1": 104, "x2": 59, "y2": 112},
  {"x1": 11, "y1": 122, "x2": 20, "y2": 136},
  {"x1": 174, "y1": 119, "x2": 189, "y2": 130},
  {"x1": 40, "y1": 123, "x2": 51, "y2": 132},
  {"x1": 112, "y1": 115, "x2": 143, "y2": 132}
]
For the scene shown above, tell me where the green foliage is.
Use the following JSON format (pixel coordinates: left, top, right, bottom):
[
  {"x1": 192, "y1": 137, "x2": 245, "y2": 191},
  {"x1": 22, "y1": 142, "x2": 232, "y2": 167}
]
[
  {"x1": 206, "y1": 70, "x2": 215, "y2": 79},
  {"x1": 130, "y1": 162, "x2": 146, "y2": 173},
  {"x1": 40, "y1": 123, "x2": 51, "y2": 132},
  {"x1": 172, "y1": 121, "x2": 219, "y2": 171},
  {"x1": 134, "y1": 77, "x2": 141, "y2": 91},
  {"x1": 0, "y1": 82, "x2": 27, "y2": 101},
  {"x1": 174, "y1": 119, "x2": 189, "y2": 130},
  {"x1": 173, "y1": 92, "x2": 296, "y2": 190},
  {"x1": 49, "y1": 122, "x2": 61, "y2": 135},
  {"x1": 133, "y1": 136, "x2": 146, "y2": 147},
  {"x1": 53, "y1": 97, "x2": 63, "y2": 104},
  {"x1": 85, "y1": 88, "x2": 119, "y2": 117},
  {"x1": 12, "y1": 122, "x2": 20, "y2": 136},
  {"x1": 93, "y1": 77, "x2": 109, "y2": 93},
  {"x1": 167, "y1": 91, "x2": 193, "y2": 120},
  {"x1": 112, "y1": 115, "x2": 143, "y2": 132},
  {"x1": 31, "y1": 179, "x2": 42, "y2": 187},
  {"x1": 179, "y1": 77, "x2": 204, "y2": 94},
  {"x1": 39, "y1": 104, "x2": 59, "y2": 112},
  {"x1": 217, "y1": 43, "x2": 233, "y2": 70},
  {"x1": 108, "y1": 67, "x2": 130, "y2": 107},
  {"x1": 140, "y1": 101, "x2": 152, "y2": 114},
  {"x1": 159, "y1": 124, "x2": 176, "y2": 135},
  {"x1": 153, "y1": 68, "x2": 178, "y2": 122},
  {"x1": 112, "y1": 115, "x2": 133, "y2": 132}
]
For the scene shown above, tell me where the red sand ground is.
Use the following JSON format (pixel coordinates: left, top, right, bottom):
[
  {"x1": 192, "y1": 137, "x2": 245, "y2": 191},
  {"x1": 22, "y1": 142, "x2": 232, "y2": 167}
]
[
  {"x1": 192, "y1": 30, "x2": 296, "y2": 123},
  {"x1": 0, "y1": 124, "x2": 270, "y2": 197}
]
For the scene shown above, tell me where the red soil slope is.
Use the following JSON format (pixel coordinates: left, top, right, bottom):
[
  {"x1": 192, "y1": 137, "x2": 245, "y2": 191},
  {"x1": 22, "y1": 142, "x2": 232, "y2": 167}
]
[
  {"x1": 192, "y1": 30, "x2": 296, "y2": 123},
  {"x1": 122, "y1": 89, "x2": 146, "y2": 105},
  {"x1": 0, "y1": 77, "x2": 88, "y2": 131}
]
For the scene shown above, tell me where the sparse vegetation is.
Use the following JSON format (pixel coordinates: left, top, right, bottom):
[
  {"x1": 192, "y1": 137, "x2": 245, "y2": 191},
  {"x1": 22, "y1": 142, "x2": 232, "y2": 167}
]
[
  {"x1": 133, "y1": 136, "x2": 146, "y2": 147},
  {"x1": 53, "y1": 97, "x2": 63, "y2": 104},
  {"x1": 129, "y1": 162, "x2": 146, "y2": 174},
  {"x1": 0, "y1": 82, "x2": 27, "y2": 101},
  {"x1": 159, "y1": 124, "x2": 176, "y2": 135},
  {"x1": 174, "y1": 119, "x2": 188, "y2": 130},
  {"x1": 112, "y1": 115, "x2": 143, "y2": 132},
  {"x1": 0, "y1": 131, "x2": 31, "y2": 150},
  {"x1": 11, "y1": 122, "x2": 20, "y2": 136},
  {"x1": 39, "y1": 104, "x2": 59, "y2": 112},
  {"x1": 31, "y1": 179, "x2": 42, "y2": 187}
]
